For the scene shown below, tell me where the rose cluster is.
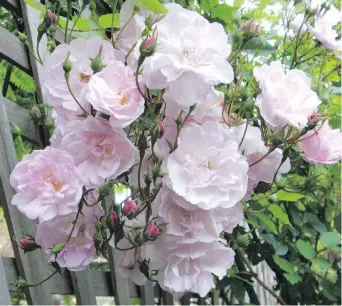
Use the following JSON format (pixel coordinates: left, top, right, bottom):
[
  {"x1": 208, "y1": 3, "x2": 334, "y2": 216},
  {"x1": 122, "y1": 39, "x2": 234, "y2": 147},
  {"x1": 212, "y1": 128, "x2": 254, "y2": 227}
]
[{"x1": 9, "y1": 0, "x2": 341, "y2": 299}]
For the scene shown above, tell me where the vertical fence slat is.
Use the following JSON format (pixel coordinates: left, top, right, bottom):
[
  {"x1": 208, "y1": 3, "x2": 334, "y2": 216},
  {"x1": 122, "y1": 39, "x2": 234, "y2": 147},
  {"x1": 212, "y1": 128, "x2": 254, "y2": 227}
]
[
  {"x1": 161, "y1": 290, "x2": 174, "y2": 305},
  {"x1": 140, "y1": 281, "x2": 155, "y2": 305},
  {"x1": 107, "y1": 249, "x2": 131, "y2": 305},
  {"x1": 70, "y1": 270, "x2": 97, "y2": 305},
  {"x1": 0, "y1": 94, "x2": 53, "y2": 305},
  {"x1": 0, "y1": 256, "x2": 12, "y2": 305}
]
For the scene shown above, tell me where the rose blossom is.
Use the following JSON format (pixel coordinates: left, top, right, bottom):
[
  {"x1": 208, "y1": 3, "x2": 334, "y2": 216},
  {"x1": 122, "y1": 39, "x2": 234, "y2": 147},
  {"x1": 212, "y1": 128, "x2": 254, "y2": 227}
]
[
  {"x1": 141, "y1": 4, "x2": 233, "y2": 92},
  {"x1": 85, "y1": 61, "x2": 145, "y2": 128},
  {"x1": 10, "y1": 147, "x2": 82, "y2": 222},
  {"x1": 227, "y1": 123, "x2": 291, "y2": 197},
  {"x1": 165, "y1": 121, "x2": 248, "y2": 210},
  {"x1": 152, "y1": 187, "x2": 221, "y2": 243},
  {"x1": 299, "y1": 121, "x2": 342, "y2": 164},
  {"x1": 56, "y1": 116, "x2": 136, "y2": 186},
  {"x1": 42, "y1": 37, "x2": 116, "y2": 119},
  {"x1": 254, "y1": 61, "x2": 322, "y2": 130},
  {"x1": 36, "y1": 204, "x2": 101, "y2": 271},
  {"x1": 157, "y1": 239, "x2": 235, "y2": 297}
]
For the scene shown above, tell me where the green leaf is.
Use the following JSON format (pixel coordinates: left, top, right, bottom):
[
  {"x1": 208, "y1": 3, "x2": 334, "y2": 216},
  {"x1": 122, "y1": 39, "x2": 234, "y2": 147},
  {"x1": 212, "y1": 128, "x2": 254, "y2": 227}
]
[
  {"x1": 276, "y1": 190, "x2": 305, "y2": 202},
  {"x1": 142, "y1": 0, "x2": 168, "y2": 13},
  {"x1": 284, "y1": 273, "x2": 302, "y2": 285},
  {"x1": 211, "y1": 4, "x2": 234, "y2": 24},
  {"x1": 296, "y1": 239, "x2": 316, "y2": 260},
  {"x1": 254, "y1": 212, "x2": 278, "y2": 234},
  {"x1": 24, "y1": 0, "x2": 45, "y2": 12},
  {"x1": 311, "y1": 258, "x2": 331, "y2": 270},
  {"x1": 319, "y1": 232, "x2": 341, "y2": 248},
  {"x1": 71, "y1": 17, "x2": 90, "y2": 31},
  {"x1": 98, "y1": 13, "x2": 120, "y2": 29},
  {"x1": 273, "y1": 256, "x2": 297, "y2": 274},
  {"x1": 268, "y1": 204, "x2": 291, "y2": 225}
]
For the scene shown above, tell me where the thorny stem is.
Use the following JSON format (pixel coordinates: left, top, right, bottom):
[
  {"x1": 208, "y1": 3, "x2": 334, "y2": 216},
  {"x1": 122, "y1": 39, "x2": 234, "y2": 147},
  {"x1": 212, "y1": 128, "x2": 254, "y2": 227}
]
[
  {"x1": 137, "y1": 154, "x2": 145, "y2": 200},
  {"x1": 135, "y1": 63, "x2": 151, "y2": 102},
  {"x1": 28, "y1": 270, "x2": 58, "y2": 288}
]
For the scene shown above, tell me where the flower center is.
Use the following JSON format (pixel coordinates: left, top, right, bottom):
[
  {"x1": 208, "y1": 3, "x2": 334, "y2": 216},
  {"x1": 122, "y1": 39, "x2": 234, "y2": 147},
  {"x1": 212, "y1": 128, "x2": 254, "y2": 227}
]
[
  {"x1": 119, "y1": 96, "x2": 128, "y2": 105},
  {"x1": 51, "y1": 180, "x2": 62, "y2": 191},
  {"x1": 79, "y1": 73, "x2": 91, "y2": 83}
]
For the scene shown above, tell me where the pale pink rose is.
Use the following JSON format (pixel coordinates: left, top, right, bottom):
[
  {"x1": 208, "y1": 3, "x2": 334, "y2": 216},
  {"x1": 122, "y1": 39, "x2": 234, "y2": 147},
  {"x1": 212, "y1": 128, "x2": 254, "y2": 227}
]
[
  {"x1": 159, "y1": 239, "x2": 235, "y2": 297},
  {"x1": 115, "y1": 0, "x2": 150, "y2": 55},
  {"x1": 152, "y1": 187, "x2": 220, "y2": 243},
  {"x1": 211, "y1": 203, "x2": 244, "y2": 234},
  {"x1": 36, "y1": 204, "x2": 101, "y2": 271},
  {"x1": 165, "y1": 121, "x2": 248, "y2": 210},
  {"x1": 299, "y1": 121, "x2": 342, "y2": 164},
  {"x1": 228, "y1": 123, "x2": 290, "y2": 197},
  {"x1": 307, "y1": 6, "x2": 341, "y2": 50},
  {"x1": 241, "y1": 20, "x2": 262, "y2": 35},
  {"x1": 142, "y1": 4, "x2": 233, "y2": 91},
  {"x1": 254, "y1": 62, "x2": 322, "y2": 130},
  {"x1": 10, "y1": 147, "x2": 82, "y2": 222},
  {"x1": 290, "y1": 14, "x2": 307, "y2": 34},
  {"x1": 58, "y1": 116, "x2": 137, "y2": 186},
  {"x1": 42, "y1": 37, "x2": 116, "y2": 119},
  {"x1": 85, "y1": 61, "x2": 145, "y2": 128}
]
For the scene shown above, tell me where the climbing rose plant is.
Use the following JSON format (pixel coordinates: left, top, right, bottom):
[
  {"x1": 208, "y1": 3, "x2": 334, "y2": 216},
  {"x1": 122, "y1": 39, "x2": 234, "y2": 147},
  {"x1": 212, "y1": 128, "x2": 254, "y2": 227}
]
[{"x1": 11, "y1": 0, "x2": 341, "y2": 304}]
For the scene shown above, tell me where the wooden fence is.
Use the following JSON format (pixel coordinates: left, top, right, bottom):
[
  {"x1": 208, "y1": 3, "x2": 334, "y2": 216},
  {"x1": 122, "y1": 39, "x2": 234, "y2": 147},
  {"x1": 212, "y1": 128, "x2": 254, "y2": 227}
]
[{"x1": 0, "y1": 0, "x2": 276, "y2": 304}]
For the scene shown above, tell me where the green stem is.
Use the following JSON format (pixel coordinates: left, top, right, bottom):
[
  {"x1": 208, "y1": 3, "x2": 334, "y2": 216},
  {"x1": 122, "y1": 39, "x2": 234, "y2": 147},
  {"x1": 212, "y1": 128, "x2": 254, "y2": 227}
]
[
  {"x1": 249, "y1": 148, "x2": 275, "y2": 167},
  {"x1": 65, "y1": 77, "x2": 89, "y2": 115}
]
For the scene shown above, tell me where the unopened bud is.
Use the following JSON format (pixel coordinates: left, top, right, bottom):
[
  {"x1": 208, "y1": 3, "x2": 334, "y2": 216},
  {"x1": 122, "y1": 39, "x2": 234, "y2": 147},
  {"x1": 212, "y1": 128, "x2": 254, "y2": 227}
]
[
  {"x1": 29, "y1": 105, "x2": 42, "y2": 122},
  {"x1": 47, "y1": 9, "x2": 57, "y2": 24},
  {"x1": 144, "y1": 224, "x2": 159, "y2": 239},
  {"x1": 19, "y1": 236, "x2": 41, "y2": 253},
  {"x1": 11, "y1": 124, "x2": 22, "y2": 137},
  {"x1": 236, "y1": 233, "x2": 250, "y2": 247},
  {"x1": 139, "y1": 36, "x2": 157, "y2": 58},
  {"x1": 17, "y1": 31, "x2": 27, "y2": 43},
  {"x1": 63, "y1": 53, "x2": 72, "y2": 74},
  {"x1": 241, "y1": 20, "x2": 261, "y2": 36},
  {"x1": 271, "y1": 129, "x2": 285, "y2": 148},
  {"x1": 107, "y1": 211, "x2": 119, "y2": 230},
  {"x1": 308, "y1": 113, "x2": 321, "y2": 128},
  {"x1": 122, "y1": 199, "x2": 137, "y2": 218},
  {"x1": 90, "y1": 45, "x2": 106, "y2": 73}
]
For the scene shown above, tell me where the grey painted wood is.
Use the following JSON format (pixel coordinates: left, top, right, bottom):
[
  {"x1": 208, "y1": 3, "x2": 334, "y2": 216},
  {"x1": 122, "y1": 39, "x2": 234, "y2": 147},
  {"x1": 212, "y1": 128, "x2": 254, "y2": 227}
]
[
  {"x1": 161, "y1": 290, "x2": 173, "y2": 305},
  {"x1": 140, "y1": 281, "x2": 155, "y2": 305},
  {"x1": 2, "y1": 257, "x2": 139, "y2": 297},
  {"x1": 0, "y1": 93, "x2": 53, "y2": 304},
  {"x1": 3, "y1": 98, "x2": 39, "y2": 144},
  {"x1": 0, "y1": 0, "x2": 22, "y2": 16},
  {"x1": 0, "y1": 257, "x2": 12, "y2": 305},
  {"x1": 70, "y1": 270, "x2": 97, "y2": 305},
  {"x1": 19, "y1": 0, "x2": 50, "y2": 146},
  {"x1": 0, "y1": 27, "x2": 31, "y2": 74}
]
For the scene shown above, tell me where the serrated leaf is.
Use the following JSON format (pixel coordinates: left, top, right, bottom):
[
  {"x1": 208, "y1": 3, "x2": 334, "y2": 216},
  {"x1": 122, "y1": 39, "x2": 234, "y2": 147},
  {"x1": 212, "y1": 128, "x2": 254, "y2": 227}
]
[
  {"x1": 284, "y1": 273, "x2": 302, "y2": 285},
  {"x1": 268, "y1": 204, "x2": 291, "y2": 225},
  {"x1": 319, "y1": 232, "x2": 341, "y2": 248},
  {"x1": 142, "y1": 0, "x2": 168, "y2": 13},
  {"x1": 296, "y1": 239, "x2": 316, "y2": 260},
  {"x1": 273, "y1": 256, "x2": 297, "y2": 274},
  {"x1": 276, "y1": 190, "x2": 305, "y2": 202},
  {"x1": 98, "y1": 13, "x2": 120, "y2": 28}
]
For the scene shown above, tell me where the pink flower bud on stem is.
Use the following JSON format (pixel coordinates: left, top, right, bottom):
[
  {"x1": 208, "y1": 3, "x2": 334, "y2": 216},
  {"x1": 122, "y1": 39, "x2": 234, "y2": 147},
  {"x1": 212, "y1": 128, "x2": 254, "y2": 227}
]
[{"x1": 122, "y1": 199, "x2": 138, "y2": 218}]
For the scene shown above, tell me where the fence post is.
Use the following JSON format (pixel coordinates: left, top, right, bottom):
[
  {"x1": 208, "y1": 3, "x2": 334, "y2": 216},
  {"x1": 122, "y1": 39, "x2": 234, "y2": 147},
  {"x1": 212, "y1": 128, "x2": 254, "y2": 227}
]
[
  {"x1": 0, "y1": 256, "x2": 12, "y2": 305},
  {"x1": 70, "y1": 270, "x2": 97, "y2": 305},
  {"x1": 0, "y1": 93, "x2": 53, "y2": 304}
]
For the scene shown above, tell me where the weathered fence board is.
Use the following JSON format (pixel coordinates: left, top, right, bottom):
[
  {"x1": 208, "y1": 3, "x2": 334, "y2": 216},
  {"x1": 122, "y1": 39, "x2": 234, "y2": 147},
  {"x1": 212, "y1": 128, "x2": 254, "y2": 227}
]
[
  {"x1": 70, "y1": 271, "x2": 98, "y2": 305},
  {"x1": 0, "y1": 93, "x2": 53, "y2": 304},
  {"x1": 0, "y1": 256, "x2": 12, "y2": 305},
  {"x1": 3, "y1": 98, "x2": 39, "y2": 144},
  {"x1": 0, "y1": 0, "x2": 22, "y2": 16},
  {"x1": 140, "y1": 281, "x2": 155, "y2": 305},
  {"x1": 0, "y1": 27, "x2": 31, "y2": 74}
]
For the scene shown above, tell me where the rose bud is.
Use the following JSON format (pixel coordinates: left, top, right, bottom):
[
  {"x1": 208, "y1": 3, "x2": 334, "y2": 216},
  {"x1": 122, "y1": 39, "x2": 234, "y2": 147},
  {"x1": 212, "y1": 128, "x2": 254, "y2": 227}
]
[
  {"x1": 47, "y1": 9, "x2": 57, "y2": 25},
  {"x1": 145, "y1": 224, "x2": 159, "y2": 239},
  {"x1": 139, "y1": 36, "x2": 157, "y2": 58},
  {"x1": 122, "y1": 200, "x2": 138, "y2": 218},
  {"x1": 241, "y1": 20, "x2": 261, "y2": 36},
  {"x1": 19, "y1": 236, "x2": 41, "y2": 253}
]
